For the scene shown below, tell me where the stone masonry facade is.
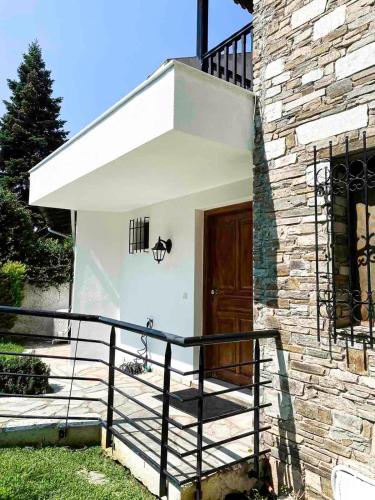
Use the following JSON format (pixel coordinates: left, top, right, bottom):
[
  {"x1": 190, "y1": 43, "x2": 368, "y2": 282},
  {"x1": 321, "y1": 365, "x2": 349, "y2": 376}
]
[{"x1": 252, "y1": 0, "x2": 375, "y2": 497}]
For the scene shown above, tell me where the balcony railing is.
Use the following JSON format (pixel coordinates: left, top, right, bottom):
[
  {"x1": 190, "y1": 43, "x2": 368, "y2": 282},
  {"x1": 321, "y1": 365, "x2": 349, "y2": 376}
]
[
  {"x1": 201, "y1": 22, "x2": 253, "y2": 90},
  {"x1": 0, "y1": 304, "x2": 277, "y2": 499}
]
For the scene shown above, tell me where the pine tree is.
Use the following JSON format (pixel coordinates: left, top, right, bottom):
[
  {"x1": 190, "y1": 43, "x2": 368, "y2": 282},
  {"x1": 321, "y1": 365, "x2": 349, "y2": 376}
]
[{"x1": 0, "y1": 41, "x2": 68, "y2": 202}]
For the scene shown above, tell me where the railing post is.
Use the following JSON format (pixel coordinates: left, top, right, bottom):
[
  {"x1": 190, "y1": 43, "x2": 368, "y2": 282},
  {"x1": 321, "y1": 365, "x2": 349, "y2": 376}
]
[
  {"x1": 105, "y1": 326, "x2": 116, "y2": 448},
  {"x1": 253, "y1": 338, "x2": 260, "y2": 478},
  {"x1": 195, "y1": 345, "x2": 205, "y2": 500},
  {"x1": 159, "y1": 342, "x2": 172, "y2": 498},
  {"x1": 197, "y1": 0, "x2": 209, "y2": 70}
]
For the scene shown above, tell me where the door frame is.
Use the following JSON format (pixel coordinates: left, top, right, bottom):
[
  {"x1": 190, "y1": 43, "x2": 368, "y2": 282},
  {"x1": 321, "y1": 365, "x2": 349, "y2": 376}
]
[{"x1": 202, "y1": 201, "x2": 253, "y2": 380}]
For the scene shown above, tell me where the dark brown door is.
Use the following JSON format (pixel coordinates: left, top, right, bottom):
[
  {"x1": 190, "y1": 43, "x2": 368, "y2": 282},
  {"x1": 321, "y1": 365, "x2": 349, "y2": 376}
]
[{"x1": 203, "y1": 202, "x2": 253, "y2": 386}]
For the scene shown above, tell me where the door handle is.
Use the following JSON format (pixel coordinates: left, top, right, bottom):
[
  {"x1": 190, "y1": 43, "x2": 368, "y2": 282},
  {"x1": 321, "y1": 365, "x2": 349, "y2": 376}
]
[{"x1": 210, "y1": 289, "x2": 218, "y2": 295}]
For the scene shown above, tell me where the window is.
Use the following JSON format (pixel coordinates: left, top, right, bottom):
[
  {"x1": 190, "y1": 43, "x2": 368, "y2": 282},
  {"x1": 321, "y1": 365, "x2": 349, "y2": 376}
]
[{"x1": 314, "y1": 133, "x2": 375, "y2": 346}]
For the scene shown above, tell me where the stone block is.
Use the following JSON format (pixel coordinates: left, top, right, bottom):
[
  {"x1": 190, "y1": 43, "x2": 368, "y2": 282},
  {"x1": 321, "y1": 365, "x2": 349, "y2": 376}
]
[
  {"x1": 265, "y1": 58, "x2": 285, "y2": 80},
  {"x1": 284, "y1": 89, "x2": 325, "y2": 111},
  {"x1": 295, "y1": 400, "x2": 332, "y2": 424},
  {"x1": 266, "y1": 85, "x2": 282, "y2": 98},
  {"x1": 336, "y1": 42, "x2": 375, "y2": 79},
  {"x1": 274, "y1": 154, "x2": 297, "y2": 168},
  {"x1": 302, "y1": 68, "x2": 323, "y2": 85},
  {"x1": 332, "y1": 411, "x2": 363, "y2": 433},
  {"x1": 265, "y1": 138, "x2": 286, "y2": 160},
  {"x1": 290, "y1": 360, "x2": 325, "y2": 375},
  {"x1": 264, "y1": 101, "x2": 283, "y2": 122},
  {"x1": 347, "y1": 349, "x2": 368, "y2": 375},
  {"x1": 273, "y1": 71, "x2": 291, "y2": 85},
  {"x1": 291, "y1": 0, "x2": 327, "y2": 29},
  {"x1": 263, "y1": 388, "x2": 293, "y2": 420},
  {"x1": 296, "y1": 105, "x2": 368, "y2": 144},
  {"x1": 313, "y1": 5, "x2": 346, "y2": 40},
  {"x1": 326, "y1": 78, "x2": 353, "y2": 98},
  {"x1": 305, "y1": 469, "x2": 322, "y2": 494}
]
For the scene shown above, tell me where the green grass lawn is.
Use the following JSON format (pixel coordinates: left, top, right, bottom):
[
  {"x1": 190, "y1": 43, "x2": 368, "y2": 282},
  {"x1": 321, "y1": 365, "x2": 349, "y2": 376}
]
[
  {"x1": 0, "y1": 337, "x2": 25, "y2": 358},
  {"x1": 0, "y1": 446, "x2": 154, "y2": 499}
]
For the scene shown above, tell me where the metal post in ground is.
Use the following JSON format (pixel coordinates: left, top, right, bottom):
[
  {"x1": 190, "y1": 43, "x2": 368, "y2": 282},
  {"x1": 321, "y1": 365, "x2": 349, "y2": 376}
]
[
  {"x1": 253, "y1": 338, "x2": 260, "y2": 479},
  {"x1": 159, "y1": 342, "x2": 172, "y2": 498},
  {"x1": 195, "y1": 345, "x2": 205, "y2": 500},
  {"x1": 105, "y1": 326, "x2": 116, "y2": 448}
]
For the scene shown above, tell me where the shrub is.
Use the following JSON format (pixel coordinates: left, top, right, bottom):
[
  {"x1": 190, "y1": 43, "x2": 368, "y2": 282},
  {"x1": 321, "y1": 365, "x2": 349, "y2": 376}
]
[
  {"x1": 0, "y1": 356, "x2": 50, "y2": 395},
  {"x1": 1, "y1": 261, "x2": 26, "y2": 306},
  {"x1": 26, "y1": 237, "x2": 73, "y2": 289},
  {"x1": 0, "y1": 261, "x2": 27, "y2": 330}
]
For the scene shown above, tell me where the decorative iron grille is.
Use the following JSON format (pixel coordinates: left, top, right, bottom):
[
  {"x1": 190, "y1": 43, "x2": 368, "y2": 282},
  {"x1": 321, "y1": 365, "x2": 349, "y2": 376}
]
[
  {"x1": 314, "y1": 132, "x2": 375, "y2": 347},
  {"x1": 129, "y1": 217, "x2": 149, "y2": 254}
]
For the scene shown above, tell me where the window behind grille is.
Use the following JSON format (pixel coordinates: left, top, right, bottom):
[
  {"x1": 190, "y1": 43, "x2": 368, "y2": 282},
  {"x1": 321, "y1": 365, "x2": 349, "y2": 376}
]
[{"x1": 314, "y1": 133, "x2": 375, "y2": 347}]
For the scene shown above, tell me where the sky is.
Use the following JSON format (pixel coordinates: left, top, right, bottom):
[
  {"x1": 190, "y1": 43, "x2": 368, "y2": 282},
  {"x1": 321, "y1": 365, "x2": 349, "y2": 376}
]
[{"x1": 0, "y1": 0, "x2": 250, "y2": 136}]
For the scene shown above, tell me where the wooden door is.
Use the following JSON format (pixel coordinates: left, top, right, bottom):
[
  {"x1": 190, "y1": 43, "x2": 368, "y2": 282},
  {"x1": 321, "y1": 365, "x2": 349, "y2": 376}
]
[{"x1": 203, "y1": 202, "x2": 253, "y2": 386}]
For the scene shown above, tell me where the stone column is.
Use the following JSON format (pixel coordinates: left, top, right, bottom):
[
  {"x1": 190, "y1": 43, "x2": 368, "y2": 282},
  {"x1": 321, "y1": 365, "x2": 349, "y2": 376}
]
[{"x1": 252, "y1": 0, "x2": 375, "y2": 497}]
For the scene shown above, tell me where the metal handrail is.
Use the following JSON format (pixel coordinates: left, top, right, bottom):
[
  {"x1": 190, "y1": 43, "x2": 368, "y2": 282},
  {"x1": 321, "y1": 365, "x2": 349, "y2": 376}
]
[
  {"x1": 202, "y1": 21, "x2": 253, "y2": 60},
  {"x1": 201, "y1": 21, "x2": 253, "y2": 89},
  {"x1": 0, "y1": 305, "x2": 278, "y2": 346},
  {"x1": 0, "y1": 304, "x2": 278, "y2": 499}
]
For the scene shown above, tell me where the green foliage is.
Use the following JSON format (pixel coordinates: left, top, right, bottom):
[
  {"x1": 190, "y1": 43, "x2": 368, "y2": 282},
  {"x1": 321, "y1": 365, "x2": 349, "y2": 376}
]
[
  {"x1": 0, "y1": 338, "x2": 24, "y2": 359},
  {"x1": 0, "y1": 41, "x2": 73, "y2": 289},
  {"x1": 1, "y1": 261, "x2": 27, "y2": 306},
  {"x1": 0, "y1": 188, "x2": 35, "y2": 263},
  {"x1": 0, "y1": 447, "x2": 153, "y2": 499},
  {"x1": 0, "y1": 187, "x2": 73, "y2": 288},
  {"x1": 27, "y1": 236, "x2": 73, "y2": 288},
  {"x1": 0, "y1": 356, "x2": 50, "y2": 395},
  {"x1": 0, "y1": 261, "x2": 27, "y2": 330},
  {"x1": 0, "y1": 41, "x2": 68, "y2": 202}
]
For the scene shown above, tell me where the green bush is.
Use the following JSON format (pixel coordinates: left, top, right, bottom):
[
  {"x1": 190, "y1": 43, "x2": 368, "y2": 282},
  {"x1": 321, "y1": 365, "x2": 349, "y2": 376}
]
[
  {"x1": 26, "y1": 237, "x2": 73, "y2": 288},
  {"x1": 0, "y1": 356, "x2": 50, "y2": 395},
  {"x1": 1, "y1": 261, "x2": 26, "y2": 306},
  {"x1": 0, "y1": 261, "x2": 27, "y2": 330}
]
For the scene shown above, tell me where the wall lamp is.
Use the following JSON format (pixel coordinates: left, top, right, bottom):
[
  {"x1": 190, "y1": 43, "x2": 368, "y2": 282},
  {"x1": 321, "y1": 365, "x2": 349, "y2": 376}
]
[{"x1": 152, "y1": 237, "x2": 172, "y2": 264}]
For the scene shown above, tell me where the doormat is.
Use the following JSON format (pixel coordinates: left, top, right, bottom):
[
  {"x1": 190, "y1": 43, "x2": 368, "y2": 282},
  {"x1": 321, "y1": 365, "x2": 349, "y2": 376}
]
[{"x1": 154, "y1": 388, "x2": 246, "y2": 419}]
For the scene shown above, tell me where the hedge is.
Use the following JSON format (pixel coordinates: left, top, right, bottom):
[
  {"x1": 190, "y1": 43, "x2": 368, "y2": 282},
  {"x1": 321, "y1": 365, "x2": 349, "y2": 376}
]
[
  {"x1": 0, "y1": 356, "x2": 50, "y2": 395},
  {"x1": 0, "y1": 261, "x2": 26, "y2": 330}
]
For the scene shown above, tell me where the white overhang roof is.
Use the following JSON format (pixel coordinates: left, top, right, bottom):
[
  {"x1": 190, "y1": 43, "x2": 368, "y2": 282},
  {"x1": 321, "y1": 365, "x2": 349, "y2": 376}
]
[{"x1": 29, "y1": 60, "x2": 255, "y2": 212}]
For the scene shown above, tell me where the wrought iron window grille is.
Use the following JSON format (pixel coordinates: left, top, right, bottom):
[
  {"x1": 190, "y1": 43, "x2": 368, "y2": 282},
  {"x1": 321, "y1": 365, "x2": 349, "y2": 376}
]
[
  {"x1": 314, "y1": 132, "x2": 375, "y2": 348},
  {"x1": 129, "y1": 217, "x2": 149, "y2": 254}
]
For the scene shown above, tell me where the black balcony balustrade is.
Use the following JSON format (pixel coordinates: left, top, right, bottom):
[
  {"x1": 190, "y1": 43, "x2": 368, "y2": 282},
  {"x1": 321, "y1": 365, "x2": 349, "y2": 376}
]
[
  {"x1": 0, "y1": 304, "x2": 277, "y2": 499},
  {"x1": 201, "y1": 22, "x2": 253, "y2": 90}
]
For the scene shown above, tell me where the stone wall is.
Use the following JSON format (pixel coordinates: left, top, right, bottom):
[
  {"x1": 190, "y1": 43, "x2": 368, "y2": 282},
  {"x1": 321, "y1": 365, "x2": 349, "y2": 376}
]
[
  {"x1": 12, "y1": 283, "x2": 70, "y2": 336},
  {"x1": 252, "y1": 0, "x2": 375, "y2": 497}
]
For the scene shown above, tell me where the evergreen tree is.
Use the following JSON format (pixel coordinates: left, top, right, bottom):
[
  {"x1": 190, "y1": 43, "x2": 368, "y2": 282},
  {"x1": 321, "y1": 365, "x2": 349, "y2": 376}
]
[
  {"x1": 0, "y1": 42, "x2": 73, "y2": 289},
  {"x1": 0, "y1": 41, "x2": 68, "y2": 202}
]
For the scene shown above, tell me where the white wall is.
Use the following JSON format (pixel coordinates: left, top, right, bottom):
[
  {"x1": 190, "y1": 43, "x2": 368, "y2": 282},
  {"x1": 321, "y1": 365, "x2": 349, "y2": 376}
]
[
  {"x1": 72, "y1": 179, "x2": 251, "y2": 370},
  {"x1": 72, "y1": 211, "x2": 124, "y2": 359}
]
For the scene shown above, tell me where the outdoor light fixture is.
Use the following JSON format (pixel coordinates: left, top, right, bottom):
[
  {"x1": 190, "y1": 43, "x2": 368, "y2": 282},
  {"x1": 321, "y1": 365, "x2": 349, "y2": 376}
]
[{"x1": 152, "y1": 237, "x2": 172, "y2": 264}]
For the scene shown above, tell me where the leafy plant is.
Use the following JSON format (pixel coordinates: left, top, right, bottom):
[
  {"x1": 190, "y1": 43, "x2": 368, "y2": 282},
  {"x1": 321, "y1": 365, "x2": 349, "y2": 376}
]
[
  {"x1": 0, "y1": 261, "x2": 27, "y2": 330},
  {"x1": 0, "y1": 356, "x2": 50, "y2": 395},
  {"x1": 1, "y1": 261, "x2": 27, "y2": 306},
  {"x1": 26, "y1": 236, "x2": 73, "y2": 289}
]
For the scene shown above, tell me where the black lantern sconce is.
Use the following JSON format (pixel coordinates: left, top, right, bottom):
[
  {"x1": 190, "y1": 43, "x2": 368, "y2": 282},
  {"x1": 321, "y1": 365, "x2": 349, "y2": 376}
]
[{"x1": 152, "y1": 237, "x2": 172, "y2": 264}]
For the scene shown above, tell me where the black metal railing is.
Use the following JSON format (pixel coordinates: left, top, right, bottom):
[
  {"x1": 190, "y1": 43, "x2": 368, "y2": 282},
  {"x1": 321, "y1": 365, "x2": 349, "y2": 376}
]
[
  {"x1": 201, "y1": 22, "x2": 253, "y2": 90},
  {"x1": 0, "y1": 305, "x2": 277, "y2": 498},
  {"x1": 314, "y1": 131, "x2": 375, "y2": 348}
]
